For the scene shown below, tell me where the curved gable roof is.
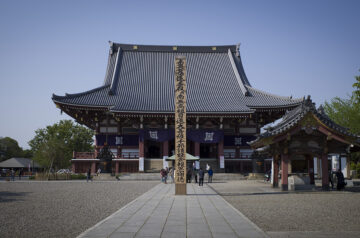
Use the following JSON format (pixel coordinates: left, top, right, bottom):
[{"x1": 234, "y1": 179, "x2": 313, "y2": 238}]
[{"x1": 53, "y1": 42, "x2": 303, "y2": 114}]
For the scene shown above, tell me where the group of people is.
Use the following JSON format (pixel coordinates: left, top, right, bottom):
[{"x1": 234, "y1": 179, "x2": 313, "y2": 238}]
[
  {"x1": 329, "y1": 169, "x2": 347, "y2": 190},
  {"x1": 7, "y1": 168, "x2": 23, "y2": 181},
  {"x1": 186, "y1": 163, "x2": 213, "y2": 186},
  {"x1": 160, "y1": 167, "x2": 174, "y2": 184},
  {"x1": 161, "y1": 163, "x2": 214, "y2": 186}
]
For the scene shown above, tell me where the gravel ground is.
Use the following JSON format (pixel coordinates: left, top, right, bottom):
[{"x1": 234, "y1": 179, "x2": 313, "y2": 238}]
[
  {"x1": 0, "y1": 181, "x2": 158, "y2": 238},
  {"x1": 209, "y1": 181, "x2": 360, "y2": 235}
]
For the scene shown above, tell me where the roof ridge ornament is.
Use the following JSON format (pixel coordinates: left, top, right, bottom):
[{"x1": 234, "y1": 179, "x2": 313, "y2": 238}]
[{"x1": 236, "y1": 43, "x2": 240, "y2": 57}]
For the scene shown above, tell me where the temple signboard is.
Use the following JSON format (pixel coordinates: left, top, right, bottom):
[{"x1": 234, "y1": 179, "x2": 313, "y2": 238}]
[{"x1": 174, "y1": 56, "x2": 187, "y2": 195}]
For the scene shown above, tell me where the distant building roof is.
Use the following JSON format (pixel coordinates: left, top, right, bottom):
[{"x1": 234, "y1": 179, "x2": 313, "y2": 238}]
[
  {"x1": 52, "y1": 43, "x2": 303, "y2": 114},
  {"x1": 249, "y1": 96, "x2": 360, "y2": 149},
  {"x1": 0, "y1": 158, "x2": 41, "y2": 168}
]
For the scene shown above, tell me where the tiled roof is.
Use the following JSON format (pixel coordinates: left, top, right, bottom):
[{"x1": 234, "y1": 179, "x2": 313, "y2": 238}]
[
  {"x1": 52, "y1": 43, "x2": 303, "y2": 114},
  {"x1": 0, "y1": 158, "x2": 41, "y2": 168},
  {"x1": 256, "y1": 97, "x2": 357, "y2": 139}
]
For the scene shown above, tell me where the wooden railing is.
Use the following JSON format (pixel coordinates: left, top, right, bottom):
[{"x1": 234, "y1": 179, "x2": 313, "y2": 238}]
[
  {"x1": 73, "y1": 152, "x2": 96, "y2": 159},
  {"x1": 73, "y1": 151, "x2": 138, "y2": 159},
  {"x1": 120, "y1": 152, "x2": 139, "y2": 159},
  {"x1": 224, "y1": 152, "x2": 252, "y2": 159}
]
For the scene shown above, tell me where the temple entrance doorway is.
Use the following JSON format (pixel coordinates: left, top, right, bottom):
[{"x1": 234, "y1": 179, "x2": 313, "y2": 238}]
[
  {"x1": 200, "y1": 143, "x2": 217, "y2": 158},
  {"x1": 146, "y1": 140, "x2": 161, "y2": 158}
]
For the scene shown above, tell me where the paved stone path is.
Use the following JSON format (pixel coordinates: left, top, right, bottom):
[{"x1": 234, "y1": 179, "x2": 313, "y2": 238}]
[{"x1": 78, "y1": 183, "x2": 267, "y2": 238}]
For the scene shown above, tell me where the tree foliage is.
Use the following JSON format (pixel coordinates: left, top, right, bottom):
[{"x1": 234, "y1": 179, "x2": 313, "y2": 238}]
[
  {"x1": 28, "y1": 120, "x2": 94, "y2": 169},
  {"x1": 353, "y1": 70, "x2": 360, "y2": 103},
  {"x1": 324, "y1": 71, "x2": 360, "y2": 163},
  {"x1": 0, "y1": 137, "x2": 24, "y2": 161},
  {"x1": 324, "y1": 94, "x2": 360, "y2": 135}
]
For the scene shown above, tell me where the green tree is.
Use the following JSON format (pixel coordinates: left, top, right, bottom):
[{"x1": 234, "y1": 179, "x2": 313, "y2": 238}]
[
  {"x1": 324, "y1": 94, "x2": 360, "y2": 134},
  {"x1": 324, "y1": 72, "x2": 360, "y2": 163},
  {"x1": 0, "y1": 137, "x2": 24, "y2": 161},
  {"x1": 353, "y1": 70, "x2": 360, "y2": 103},
  {"x1": 29, "y1": 120, "x2": 94, "y2": 170}
]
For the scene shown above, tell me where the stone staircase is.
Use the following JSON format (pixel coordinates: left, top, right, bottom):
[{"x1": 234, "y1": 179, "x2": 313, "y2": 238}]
[{"x1": 92, "y1": 173, "x2": 114, "y2": 181}]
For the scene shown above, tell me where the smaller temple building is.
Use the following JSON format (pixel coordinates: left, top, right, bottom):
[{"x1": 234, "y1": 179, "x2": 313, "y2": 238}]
[{"x1": 250, "y1": 97, "x2": 360, "y2": 190}]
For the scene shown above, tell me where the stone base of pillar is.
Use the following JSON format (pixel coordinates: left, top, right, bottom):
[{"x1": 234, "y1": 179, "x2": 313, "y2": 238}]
[
  {"x1": 175, "y1": 184, "x2": 186, "y2": 195},
  {"x1": 281, "y1": 184, "x2": 288, "y2": 191}
]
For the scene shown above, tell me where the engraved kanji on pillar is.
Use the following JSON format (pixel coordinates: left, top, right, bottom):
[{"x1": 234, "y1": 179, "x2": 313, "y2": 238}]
[{"x1": 174, "y1": 56, "x2": 187, "y2": 195}]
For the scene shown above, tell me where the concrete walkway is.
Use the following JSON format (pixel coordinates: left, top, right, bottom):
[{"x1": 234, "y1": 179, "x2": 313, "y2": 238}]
[{"x1": 78, "y1": 183, "x2": 268, "y2": 238}]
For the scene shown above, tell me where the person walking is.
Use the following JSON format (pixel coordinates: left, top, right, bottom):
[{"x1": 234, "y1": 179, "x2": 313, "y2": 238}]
[
  {"x1": 193, "y1": 169, "x2": 198, "y2": 184},
  {"x1": 329, "y1": 170, "x2": 334, "y2": 189},
  {"x1": 11, "y1": 168, "x2": 15, "y2": 181},
  {"x1": 186, "y1": 168, "x2": 192, "y2": 183},
  {"x1": 19, "y1": 169, "x2": 23, "y2": 180},
  {"x1": 97, "y1": 168, "x2": 101, "y2": 176},
  {"x1": 169, "y1": 167, "x2": 174, "y2": 183},
  {"x1": 86, "y1": 168, "x2": 92, "y2": 182},
  {"x1": 336, "y1": 169, "x2": 346, "y2": 190},
  {"x1": 164, "y1": 167, "x2": 169, "y2": 184},
  {"x1": 198, "y1": 168, "x2": 204, "y2": 186},
  {"x1": 160, "y1": 168, "x2": 166, "y2": 183},
  {"x1": 208, "y1": 167, "x2": 213, "y2": 183}
]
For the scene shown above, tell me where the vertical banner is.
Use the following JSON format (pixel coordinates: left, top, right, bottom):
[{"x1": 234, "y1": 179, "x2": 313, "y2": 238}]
[
  {"x1": 174, "y1": 56, "x2": 187, "y2": 195},
  {"x1": 139, "y1": 157, "x2": 144, "y2": 172},
  {"x1": 220, "y1": 155, "x2": 225, "y2": 169}
]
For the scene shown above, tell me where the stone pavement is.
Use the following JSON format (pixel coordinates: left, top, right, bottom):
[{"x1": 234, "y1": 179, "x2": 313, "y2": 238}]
[{"x1": 78, "y1": 183, "x2": 268, "y2": 238}]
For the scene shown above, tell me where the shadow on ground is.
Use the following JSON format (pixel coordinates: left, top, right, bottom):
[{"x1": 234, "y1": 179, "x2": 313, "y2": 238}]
[{"x1": 0, "y1": 191, "x2": 30, "y2": 203}]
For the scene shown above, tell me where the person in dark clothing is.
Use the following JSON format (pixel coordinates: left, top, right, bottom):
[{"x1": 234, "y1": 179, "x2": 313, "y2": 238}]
[
  {"x1": 86, "y1": 168, "x2": 92, "y2": 182},
  {"x1": 208, "y1": 168, "x2": 213, "y2": 183},
  {"x1": 186, "y1": 168, "x2": 192, "y2": 183},
  {"x1": 193, "y1": 169, "x2": 198, "y2": 183},
  {"x1": 336, "y1": 169, "x2": 346, "y2": 190},
  {"x1": 329, "y1": 170, "x2": 334, "y2": 189},
  {"x1": 198, "y1": 168, "x2": 204, "y2": 186}
]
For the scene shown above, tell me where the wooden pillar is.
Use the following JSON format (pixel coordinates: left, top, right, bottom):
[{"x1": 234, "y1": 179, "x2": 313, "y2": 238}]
[
  {"x1": 273, "y1": 155, "x2": 279, "y2": 188},
  {"x1": 307, "y1": 155, "x2": 315, "y2": 185},
  {"x1": 240, "y1": 160, "x2": 243, "y2": 173},
  {"x1": 346, "y1": 156, "x2": 350, "y2": 179},
  {"x1": 91, "y1": 162, "x2": 96, "y2": 174},
  {"x1": 115, "y1": 161, "x2": 119, "y2": 174},
  {"x1": 71, "y1": 162, "x2": 76, "y2": 173},
  {"x1": 218, "y1": 140, "x2": 224, "y2": 169},
  {"x1": 281, "y1": 154, "x2": 289, "y2": 191},
  {"x1": 194, "y1": 142, "x2": 200, "y2": 157},
  {"x1": 321, "y1": 154, "x2": 329, "y2": 190}
]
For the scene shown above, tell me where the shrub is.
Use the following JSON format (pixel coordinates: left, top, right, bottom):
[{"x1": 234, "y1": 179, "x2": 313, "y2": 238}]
[
  {"x1": 350, "y1": 162, "x2": 357, "y2": 170},
  {"x1": 356, "y1": 163, "x2": 360, "y2": 178}
]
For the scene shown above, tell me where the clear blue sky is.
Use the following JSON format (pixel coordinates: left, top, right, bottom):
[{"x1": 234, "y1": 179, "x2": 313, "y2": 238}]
[{"x1": 1, "y1": 0, "x2": 359, "y2": 149}]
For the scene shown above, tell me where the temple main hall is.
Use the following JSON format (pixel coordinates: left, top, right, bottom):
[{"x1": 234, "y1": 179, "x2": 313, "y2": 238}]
[{"x1": 52, "y1": 42, "x2": 304, "y2": 174}]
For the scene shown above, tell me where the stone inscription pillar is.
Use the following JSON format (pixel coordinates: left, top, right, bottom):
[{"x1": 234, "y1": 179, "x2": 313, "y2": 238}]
[
  {"x1": 174, "y1": 56, "x2": 187, "y2": 195},
  {"x1": 281, "y1": 154, "x2": 289, "y2": 191}
]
